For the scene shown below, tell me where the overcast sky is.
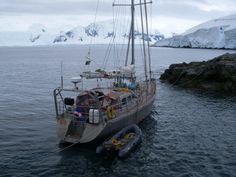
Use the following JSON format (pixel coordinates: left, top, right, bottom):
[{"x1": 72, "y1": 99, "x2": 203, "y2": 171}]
[{"x1": 0, "y1": 0, "x2": 236, "y2": 36}]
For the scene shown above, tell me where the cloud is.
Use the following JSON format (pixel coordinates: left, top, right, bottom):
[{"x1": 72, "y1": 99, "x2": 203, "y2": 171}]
[
  {"x1": 0, "y1": 0, "x2": 113, "y2": 15},
  {"x1": 0, "y1": 0, "x2": 235, "y2": 37},
  {"x1": 1, "y1": 0, "x2": 235, "y2": 17},
  {"x1": 154, "y1": 0, "x2": 236, "y2": 20}
]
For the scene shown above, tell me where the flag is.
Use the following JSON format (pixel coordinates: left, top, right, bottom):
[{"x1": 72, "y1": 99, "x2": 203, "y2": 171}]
[{"x1": 85, "y1": 60, "x2": 91, "y2": 65}]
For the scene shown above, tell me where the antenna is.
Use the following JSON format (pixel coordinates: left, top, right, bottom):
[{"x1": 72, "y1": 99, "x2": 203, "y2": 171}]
[{"x1": 61, "y1": 61, "x2": 64, "y2": 88}]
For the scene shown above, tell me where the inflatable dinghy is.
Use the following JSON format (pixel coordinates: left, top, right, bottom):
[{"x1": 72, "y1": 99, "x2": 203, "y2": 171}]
[{"x1": 96, "y1": 124, "x2": 142, "y2": 158}]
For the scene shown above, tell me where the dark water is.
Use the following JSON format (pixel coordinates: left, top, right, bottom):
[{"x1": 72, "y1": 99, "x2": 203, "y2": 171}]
[{"x1": 0, "y1": 45, "x2": 236, "y2": 177}]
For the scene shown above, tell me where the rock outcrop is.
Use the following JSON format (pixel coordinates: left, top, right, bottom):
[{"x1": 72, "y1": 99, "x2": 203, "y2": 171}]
[{"x1": 160, "y1": 53, "x2": 236, "y2": 94}]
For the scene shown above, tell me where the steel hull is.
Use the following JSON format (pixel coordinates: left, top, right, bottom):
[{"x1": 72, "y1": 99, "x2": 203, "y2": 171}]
[
  {"x1": 95, "y1": 94, "x2": 155, "y2": 140},
  {"x1": 56, "y1": 80, "x2": 156, "y2": 144}
]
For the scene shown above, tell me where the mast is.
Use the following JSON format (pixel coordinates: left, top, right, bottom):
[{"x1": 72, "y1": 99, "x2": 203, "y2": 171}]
[
  {"x1": 131, "y1": 0, "x2": 135, "y2": 65},
  {"x1": 113, "y1": 0, "x2": 152, "y2": 67},
  {"x1": 125, "y1": 25, "x2": 132, "y2": 66},
  {"x1": 144, "y1": 0, "x2": 152, "y2": 80},
  {"x1": 139, "y1": 0, "x2": 148, "y2": 82}
]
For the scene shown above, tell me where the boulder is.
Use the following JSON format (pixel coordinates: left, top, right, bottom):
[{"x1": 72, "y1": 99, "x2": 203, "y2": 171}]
[{"x1": 160, "y1": 53, "x2": 236, "y2": 94}]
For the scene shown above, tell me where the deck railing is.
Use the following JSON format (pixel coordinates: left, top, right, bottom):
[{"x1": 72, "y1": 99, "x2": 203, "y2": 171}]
[{"x1": 54, "y1": 77, "x2": 156, "y2": 121}]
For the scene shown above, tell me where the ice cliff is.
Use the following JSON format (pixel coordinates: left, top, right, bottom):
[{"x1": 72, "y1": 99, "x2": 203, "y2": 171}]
[{"x1": 155, "y1": 14, "x2": 236, "y2": 49}]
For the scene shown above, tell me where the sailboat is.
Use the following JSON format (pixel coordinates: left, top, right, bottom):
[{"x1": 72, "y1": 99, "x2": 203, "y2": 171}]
[{"x1": 53, "y1": 0, "x2": 156, "y2": 144}]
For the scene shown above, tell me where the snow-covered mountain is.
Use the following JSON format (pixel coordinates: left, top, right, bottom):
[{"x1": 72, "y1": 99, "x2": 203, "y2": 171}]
[
  {"x1": 155, "y1": 14, "x2": 236, "y2": 49},
  {"x1": 0, "y1": 24, "x2": 55, "y2": 46},
  {"x1": 0, "y1": 20, "x2": 164, "y2": 46}
]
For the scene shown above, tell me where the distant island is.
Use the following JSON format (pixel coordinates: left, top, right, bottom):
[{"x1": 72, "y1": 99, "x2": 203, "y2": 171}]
[
  {"x1": 160, "y1": 53, "x2": 236, "y2": 94},
  {"x1": 154, "y1": 14, "x2": 236, "y2": 49}
]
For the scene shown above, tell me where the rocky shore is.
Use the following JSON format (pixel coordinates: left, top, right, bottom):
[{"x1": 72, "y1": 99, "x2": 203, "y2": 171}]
[{"x1": 160, "y1": 53, "x2": 236, "y2": 94}]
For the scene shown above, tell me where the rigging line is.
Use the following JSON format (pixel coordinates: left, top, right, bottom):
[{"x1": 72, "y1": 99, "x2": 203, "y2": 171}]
[
  {"x1": 134, "y1": 9, "x2": 144, "y2": 69},
  {"x1": 104, "y1": 38, "x2": 115, "y2": 70},
  {"x1": 114, "y1": 0, "x2": 121, "y2": 67},
  {"x1": 116, "y1": 2, "x2": 125, "y2": 68},
  {"x1": 102, "y1": 3, "x2": 115, "y2": 69},
  {"x1": 104, "y1": 1, "x2": 119, "y2": 70},
  {"x1": 135, "y1": 12, "x2": 144, "y2": 67},
  {"x1": 104, "y1": 4, "x2": 114, "y2": 70},
  {"x1": 113, "y1": 25, "x2": 117, "y2": 68},
  {"x1": 119, "y1": 0, "x2": 130, "y2": 67},
  {"x1": 120, "y1": 3, "x2": 130, "y2": 67},
  {"x1": 114, "y1": 0, "x2": 122, "y2": 68},
  {"x1": 150, "y1": 1, "x2": 153, "y2": 36},
  {"x1": 113, "y1": 0, "x2": 117, "y2": 68},
  {"x1": 111, "y1": 0, "x2": 117, "y2": 68},
  {"x1": 103, "y1": 37, "x2": 113, "y2": 69},
  {"x1": 88, "y1": 0, "x2": 100, "y2": 53},
  {"x1": 112, "y1": 0, "x2": 121, "y2": 69},
  {"x1": 124, "y1": 0, "x2": 132, "y2": 66},
  {"x1": 125, "y1": 24, "x2": 132, "y2": 66},
  {"x1": 103, "y1": 0, "x2": 115, "y2": 70},
  {"x1": 103, "y1": 0, "x2": 119, "y2": 70},
  {"x1": 104, "y1": 25, "x2": 116, "y2": 70},
  {"x1": 144, "y1": 0, "x2": 152, "y2": 80},
  {"x1": 92, "y1": 58, "x2": 104, "y2": 69},
  {"x1": 112, "y1": 0, "x2": 128, "y2": 68}
]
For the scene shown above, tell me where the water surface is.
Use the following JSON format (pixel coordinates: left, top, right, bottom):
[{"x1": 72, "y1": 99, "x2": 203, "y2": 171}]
[{"x1": 0, "y1": 45, "x2": 236, "y2": 177}]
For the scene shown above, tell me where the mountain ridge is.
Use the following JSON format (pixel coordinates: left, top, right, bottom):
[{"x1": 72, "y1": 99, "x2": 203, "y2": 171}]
[{"x1": 0, "y1": 20, "x2": 164, "y2": 47}]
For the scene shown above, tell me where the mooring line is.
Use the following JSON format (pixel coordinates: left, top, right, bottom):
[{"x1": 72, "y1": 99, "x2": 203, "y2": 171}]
[{"x1": 54, "y1": 141, "x2": 81, "y2": 153}]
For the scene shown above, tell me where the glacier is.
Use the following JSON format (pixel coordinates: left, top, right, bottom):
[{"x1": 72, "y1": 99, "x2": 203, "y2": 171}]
[
  {"x1": 0, "y1": 20, "x2": 164, "y2": 47},
  {"x1": 155, "y1": 14, "x2": 236, "y2": 49}
]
